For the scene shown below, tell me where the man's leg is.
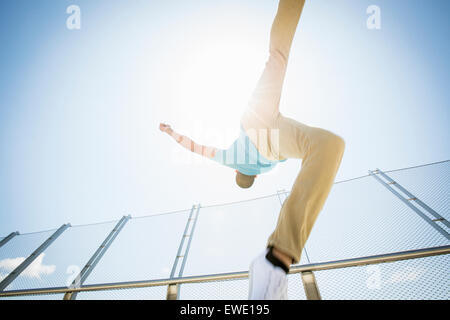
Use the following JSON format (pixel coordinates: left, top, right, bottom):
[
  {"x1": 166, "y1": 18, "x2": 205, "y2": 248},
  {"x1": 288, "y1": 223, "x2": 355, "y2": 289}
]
[
  {"x1": 248, "y1": 1, "x2": 309, "y2": 300},
  {"x1": 241, "y1": 0, "x2": 305, "y2": 130},
  {"x1": 249, "y1": 116, "x2": 345, "y2": 299},
  {"x1": 267, "y1": 116, "x2": 346, "y2": 264}
]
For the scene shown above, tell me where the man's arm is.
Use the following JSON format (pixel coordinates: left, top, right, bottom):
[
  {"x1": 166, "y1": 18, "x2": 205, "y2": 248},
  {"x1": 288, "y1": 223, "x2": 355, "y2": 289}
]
[{"x1": 159, "y1": 123, "x2": 217, "y2": 159}]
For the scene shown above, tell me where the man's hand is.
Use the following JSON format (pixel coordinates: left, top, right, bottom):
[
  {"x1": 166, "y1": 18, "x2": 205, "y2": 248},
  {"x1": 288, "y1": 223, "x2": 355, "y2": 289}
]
[
  {"x1": 159, "y1": 122, "x2": 217, "y2": 159},
  {"x1": 159, "y1": 123, "x2": 173, "y2": 135}
]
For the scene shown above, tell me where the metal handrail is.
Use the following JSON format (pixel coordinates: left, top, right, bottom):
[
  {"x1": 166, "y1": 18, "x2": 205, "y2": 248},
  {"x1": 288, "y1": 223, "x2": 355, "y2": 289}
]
[{"x1": 1, "y1": 245, "x2": 448, "y2": 298}]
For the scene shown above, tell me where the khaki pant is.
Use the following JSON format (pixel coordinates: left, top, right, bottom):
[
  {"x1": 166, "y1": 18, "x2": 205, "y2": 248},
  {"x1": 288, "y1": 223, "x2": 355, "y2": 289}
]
[{"x1": 241, "y1": 0, "x2": 345, "y2": 264}]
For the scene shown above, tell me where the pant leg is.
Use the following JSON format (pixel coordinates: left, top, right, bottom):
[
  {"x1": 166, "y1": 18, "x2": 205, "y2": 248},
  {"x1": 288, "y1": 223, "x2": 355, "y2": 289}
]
[
  {"x1": 241, "y1": 0, "x2": 305, "y2": 129},
  {"x1": 267, "y1": 115, "x2": 346, "y2": 264}
]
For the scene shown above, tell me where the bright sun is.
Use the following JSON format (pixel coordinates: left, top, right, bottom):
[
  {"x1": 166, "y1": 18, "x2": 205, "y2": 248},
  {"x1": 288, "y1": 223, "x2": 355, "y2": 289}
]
[{"x1": 174, "y1": 37, "x2": 267, "y2": 145}]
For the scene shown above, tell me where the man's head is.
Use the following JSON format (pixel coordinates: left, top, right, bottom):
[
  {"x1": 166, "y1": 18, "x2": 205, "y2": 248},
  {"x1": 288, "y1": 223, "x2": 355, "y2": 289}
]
[{"x1": 235, "y1": 170, "x2": 256, "y2": 189}]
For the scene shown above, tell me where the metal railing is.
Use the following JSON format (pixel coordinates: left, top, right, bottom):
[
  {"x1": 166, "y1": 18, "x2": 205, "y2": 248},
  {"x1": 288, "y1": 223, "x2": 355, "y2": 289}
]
[{"x1": 0, "y1": 245, "x2": 447, "y2": 299}]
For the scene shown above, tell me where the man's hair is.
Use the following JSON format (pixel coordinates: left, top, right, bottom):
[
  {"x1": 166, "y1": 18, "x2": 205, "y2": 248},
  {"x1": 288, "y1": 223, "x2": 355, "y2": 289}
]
[{"x1": 236, "y1": 171, "x2": 256, "y2": 189}]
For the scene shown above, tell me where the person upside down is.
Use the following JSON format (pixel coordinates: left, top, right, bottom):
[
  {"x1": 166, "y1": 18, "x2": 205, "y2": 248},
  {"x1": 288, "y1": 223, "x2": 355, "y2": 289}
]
[{"x1": 160, "y1": 0, "x2": 345, "y2": 300}]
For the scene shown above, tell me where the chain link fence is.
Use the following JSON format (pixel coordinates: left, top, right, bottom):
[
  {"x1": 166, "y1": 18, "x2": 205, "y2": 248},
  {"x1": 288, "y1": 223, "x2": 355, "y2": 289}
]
[{"x1": 0, "y1": 161, "x2": 449, "y2": 300}]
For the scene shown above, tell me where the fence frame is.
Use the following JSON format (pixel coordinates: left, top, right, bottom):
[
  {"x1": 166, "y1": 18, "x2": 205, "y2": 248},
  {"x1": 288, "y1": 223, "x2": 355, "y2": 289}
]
[
  {"x1": 0, "y1": 232, "x2": 20, "y2": 249},
  {"x1": 0, "y1": 224, "x2": 70, "y2": 292},
  {"x1": 167, "y1": 204, "x2": 201, "y2": 300},
  {"x1": 0, "y1": 161, "x2": 448, "y2": 299},
  {"x1": 369, "y1": 169, "x2": 450, "y2": 240},
  {"x1": 64, "y1": 215, "x2": 131, "y2": 300},
  {"x1": 0, "y1": 245, "x2": 448, "y2": 298}
]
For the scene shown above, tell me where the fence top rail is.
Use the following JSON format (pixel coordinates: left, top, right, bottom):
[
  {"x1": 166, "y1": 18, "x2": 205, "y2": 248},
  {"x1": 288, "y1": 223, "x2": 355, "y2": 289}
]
[
  {"x1": 1, "y1": 159, "x2": 448, "y2": 238},
  {"x1": 384, "y1": 159, "x2": 449, "y2": 174},
  {"x1": 1, "y1": 245, "x2": 448, "y2": 298}
]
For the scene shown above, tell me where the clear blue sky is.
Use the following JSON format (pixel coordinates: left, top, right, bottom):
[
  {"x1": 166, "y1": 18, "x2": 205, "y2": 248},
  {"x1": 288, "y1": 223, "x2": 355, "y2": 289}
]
[
  {"x1": 0, "y1": 0, "x2": 449, "y2": 235},
  {"x1": 0, "y1": 0, "x2": 449, "y2": 300}
]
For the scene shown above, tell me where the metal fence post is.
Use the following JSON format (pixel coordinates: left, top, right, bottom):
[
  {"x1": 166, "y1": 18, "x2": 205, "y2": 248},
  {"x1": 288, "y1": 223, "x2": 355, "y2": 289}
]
[
  {"x1": 0, "y1": 232, "x2": 20, "y2": 249},
  {"x1": 166, "y1": 284, "x2": 179, "y2": 300},
  {"x1": 0, "y1": 224, "x2": 70, "y2": 291},
  {"x1": 376, "y1": 169, "x2": 450, "y2": 229},
  {"x1": 301, "y1": 271, "x2": 322, "y2": 300},
  {"x1": 167, "y1": 204, "x2": 201, "y2": 300},
  {"x1": 169, "y1": 205, "x2": 196, "y2": 280},
  {"x1": 178, "y1": 204, "x2": 201, "y2": 277},
  {"x1": 369, "y1": 169, "x2": 450, "y2": 240},
  {"x1": 276, "y1": 189, "x2": 286, "y2": 207},
  {"x1": 64, "y1": 215, "x2": 131, "y2": 300}
]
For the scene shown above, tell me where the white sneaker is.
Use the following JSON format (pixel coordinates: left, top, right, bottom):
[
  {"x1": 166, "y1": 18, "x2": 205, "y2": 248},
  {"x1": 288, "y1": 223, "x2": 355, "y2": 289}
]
[{"x1": 248, "y1": 249, "x2": 288, "y2": 300}]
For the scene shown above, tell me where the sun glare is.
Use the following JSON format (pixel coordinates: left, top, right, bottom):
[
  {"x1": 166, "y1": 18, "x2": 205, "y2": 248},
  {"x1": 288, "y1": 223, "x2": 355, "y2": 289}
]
[{"x1": 174, "y1": 37, "x2": 266, "y2": 145}]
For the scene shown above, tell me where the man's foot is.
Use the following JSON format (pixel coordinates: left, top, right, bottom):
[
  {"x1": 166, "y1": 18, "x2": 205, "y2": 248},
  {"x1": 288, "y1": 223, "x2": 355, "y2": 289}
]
[{"x1": 248, "y1": 249, "x2": 288, "y2": 300}]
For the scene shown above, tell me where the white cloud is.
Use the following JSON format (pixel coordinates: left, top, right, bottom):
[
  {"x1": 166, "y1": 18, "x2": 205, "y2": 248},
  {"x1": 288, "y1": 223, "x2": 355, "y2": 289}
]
[
  {"x1": 0, "y1": 253, "x2": 56, "y2": 279},
  {"x1": 0, "y1": 257, "x2": 24, "y2": 271}
]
